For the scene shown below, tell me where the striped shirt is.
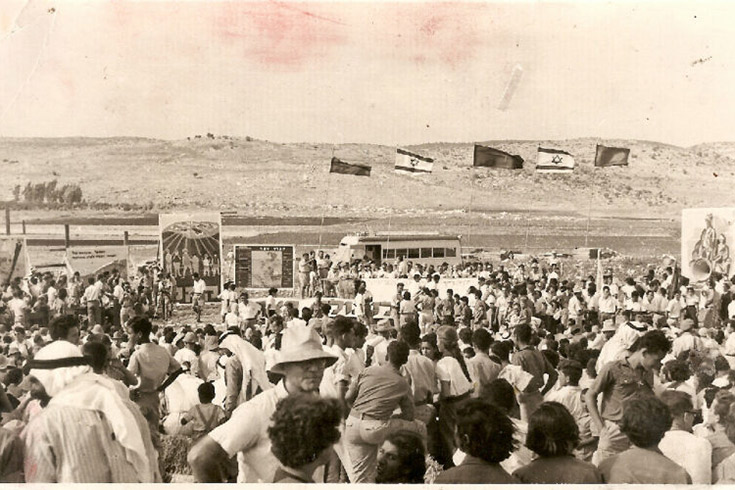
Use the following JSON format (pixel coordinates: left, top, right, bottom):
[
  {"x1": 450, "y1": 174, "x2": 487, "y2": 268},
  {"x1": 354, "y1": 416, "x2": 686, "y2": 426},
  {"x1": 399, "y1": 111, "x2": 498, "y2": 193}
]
[{"x1": 23, "y1": 404, "x2": 158, "y2": 482}]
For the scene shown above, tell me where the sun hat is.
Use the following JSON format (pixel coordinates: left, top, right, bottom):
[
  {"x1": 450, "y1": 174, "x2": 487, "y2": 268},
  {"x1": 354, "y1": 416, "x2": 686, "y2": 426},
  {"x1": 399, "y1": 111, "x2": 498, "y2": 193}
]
[
  {"x1": 183, "y1": 332, "x2": 198, "y2": 343},
  {"x1": 91, "y1": 324, "x2": 105, "y2": 335},
  {"x1": 270, "y1": 325, "x2": 337, "y2": 374}
]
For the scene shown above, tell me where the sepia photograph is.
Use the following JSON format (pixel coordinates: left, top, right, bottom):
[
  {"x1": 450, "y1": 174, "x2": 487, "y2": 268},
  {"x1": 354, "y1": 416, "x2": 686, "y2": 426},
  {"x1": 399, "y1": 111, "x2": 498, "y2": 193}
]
[{"x1": 1, "y1": 0, "x2": 735, "y2": 484}]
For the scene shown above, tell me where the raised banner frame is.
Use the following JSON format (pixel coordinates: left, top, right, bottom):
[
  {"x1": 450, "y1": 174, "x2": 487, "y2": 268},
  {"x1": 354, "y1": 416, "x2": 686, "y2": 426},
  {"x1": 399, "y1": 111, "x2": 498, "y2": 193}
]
[{"x1": 159, "y1": 212, "x2": 223, "y2": 302}]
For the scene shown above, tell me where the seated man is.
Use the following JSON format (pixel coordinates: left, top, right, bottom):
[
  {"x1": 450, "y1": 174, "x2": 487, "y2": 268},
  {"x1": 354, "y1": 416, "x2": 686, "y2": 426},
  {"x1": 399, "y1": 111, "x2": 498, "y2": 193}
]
[{"x1": 599, "y1": 396, "x2": 691, "y2": 484}]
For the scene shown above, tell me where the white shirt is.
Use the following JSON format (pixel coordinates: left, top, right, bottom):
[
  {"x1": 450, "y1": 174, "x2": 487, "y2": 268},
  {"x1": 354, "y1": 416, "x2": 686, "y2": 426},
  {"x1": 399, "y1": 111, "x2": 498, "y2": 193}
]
[
  {"x1": 598, "y1": 295, "x2": 617, "y2": 314},
  {"x1": 436, "y1": 357, "x2": 472, "y2": 397},
  {"x1": 659, "y1": 429, "x2": 712, "y2": 484},
  {"x1": 174, "y1": 347, "x2": 199, "y2": 376},
  {"x1": 209, "y1": 381, "x2": 288, "y2": 483},
  {"x1": 192, "y1": 279, "x2": 207, "y2": 295}
]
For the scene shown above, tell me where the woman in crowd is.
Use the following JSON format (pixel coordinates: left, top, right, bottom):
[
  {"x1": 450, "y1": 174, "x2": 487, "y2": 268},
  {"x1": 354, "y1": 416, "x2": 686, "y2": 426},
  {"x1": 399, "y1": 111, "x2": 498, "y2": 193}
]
[
  {"x1": 434, "y1": 399, "x2": 517, "y2": 483},
  {"x1": 513, "y1": 402, "x2": 603, "y2": 483},
  {"x1": 434, "y1": 325, "x2": 473, "y2": 468}
]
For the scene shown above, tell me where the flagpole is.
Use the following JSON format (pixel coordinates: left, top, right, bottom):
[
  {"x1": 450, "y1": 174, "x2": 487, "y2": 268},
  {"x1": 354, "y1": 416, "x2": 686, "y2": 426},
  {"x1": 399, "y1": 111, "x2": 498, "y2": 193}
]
[
  {"x1": 465, "y1": 167, "x2": 476, "y2": 253},
  {"x1": 318, "y1": 148, "x2": 334, "y2": 249},
  {"x1": 584, "y1": 191, "x2": 593, "y2": 247}
]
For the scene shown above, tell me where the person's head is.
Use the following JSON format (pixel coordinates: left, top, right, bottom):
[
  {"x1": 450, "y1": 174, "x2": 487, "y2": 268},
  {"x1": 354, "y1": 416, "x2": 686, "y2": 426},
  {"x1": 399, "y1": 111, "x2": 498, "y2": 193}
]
[
  {"x1": 49, "y1": 315, "x2": 80, "y2": 345},
  {"x1": 471, "y1": 328, "x2": 493, "y2": 354},
  {"x1": 478, "y1": 378, "x2": 516, "y2": 414},
  {"x1": 268, "y1": 394, "x2": 342, "y2": 471},
  {"x1": 455, "y1": 398, "x2": 516, "y2": 464},
  {"x1": 715, "y1": 355, "x2": 730, "y2": 374},
  {"x1": 557, "y1": 359, "x2": 583, "y2": 387},
  {"x1": 514, "y1": 323, "x2": 533, "y2": 346},
  {"x1": 420, "y1": 333, "x2": 439, "y2": 361},
  {"x1": 376, "y1": 430, "x2": 426, "y2": 484},
  {"x1": 26, "y1": 340, "x2": 92, "y2": 405},
  {"x1": 399, "y1": 321, "x2": 421, "y2": 349},
  {"x1": 197, "y1": 381, "x2": 216, "y2": 404},
  {"x1": 662, "y1": 359, "x2": 692, "y2": 383},
  {"x1": 271, "y1": 326, "x2": 337, "y2": 394},
  {"x1": 620, "y1": 396, "x2": 672, "y2": 448},
  {"x1": 82, "y1": 341, "x2": 109, "y2": 374},
  {"x1": 629, "y1": 330, "x2": 671, "y2": 372},
  {"x1": 436, "y1": 325, "x2": 459, "y2": 354},
  {"x1": 660, "y1": 390, "x2": 696, "y2": 432},
  {"x1": 713, "y1": 390, "x2": 735, "y2": 425},
  {"x1": 329, "y1": 316, "x2": 355, "y2": 349},
  {"x1": 193, "y1": 272, "x2": 200, "y2": 280},
  {"x1": 526, "y1": 402, "x2": 579, "y2": 457},
  {"x1": 387, "y1": 340, "x2": 410, "y2": 369},
  {"x1": 490, "y1": 341, "x2": 512, "y2": 364},
  {"x1": 128, "y1": 316, "x2": 153, "y2": 343}
]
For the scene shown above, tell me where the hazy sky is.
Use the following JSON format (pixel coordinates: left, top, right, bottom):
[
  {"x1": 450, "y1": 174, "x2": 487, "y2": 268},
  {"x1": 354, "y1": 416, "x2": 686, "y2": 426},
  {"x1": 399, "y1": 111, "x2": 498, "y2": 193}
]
[{"x1": 1, "y1": 1, "x2": 733, "y2": 146}]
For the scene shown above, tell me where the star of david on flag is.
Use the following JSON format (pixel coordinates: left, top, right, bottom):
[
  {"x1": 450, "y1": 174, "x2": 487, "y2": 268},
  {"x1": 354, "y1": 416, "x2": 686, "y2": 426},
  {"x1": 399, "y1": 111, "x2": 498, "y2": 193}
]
[
  {"x1": 536, "y1": 147, "x2": 575, "y2": 173},
  {"x1": 395, "y1": 149, "x2": 434, "y2": 174}
]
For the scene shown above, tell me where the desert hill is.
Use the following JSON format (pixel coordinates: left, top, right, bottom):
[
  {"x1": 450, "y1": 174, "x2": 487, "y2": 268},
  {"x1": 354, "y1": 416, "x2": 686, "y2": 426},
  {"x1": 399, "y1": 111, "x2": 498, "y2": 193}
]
[{"x1": 0, "y1": 136, "x2": 732, "y2": 219}]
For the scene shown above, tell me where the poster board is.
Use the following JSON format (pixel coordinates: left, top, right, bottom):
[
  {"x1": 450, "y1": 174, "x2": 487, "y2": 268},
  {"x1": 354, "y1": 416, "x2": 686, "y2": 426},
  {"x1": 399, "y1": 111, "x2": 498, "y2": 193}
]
[
  {"x1": 160, "y1": 212, "x2": 223, "y2": 301},
  {"x1": 233, "y1": 244, "x2": 295, "y2": 289},
  {"x1": 65, "y1": 246, "x2": 128, "y2": 281},
  {"x1": 681, "y1": 208, "x2": 735, "y2": 283}
]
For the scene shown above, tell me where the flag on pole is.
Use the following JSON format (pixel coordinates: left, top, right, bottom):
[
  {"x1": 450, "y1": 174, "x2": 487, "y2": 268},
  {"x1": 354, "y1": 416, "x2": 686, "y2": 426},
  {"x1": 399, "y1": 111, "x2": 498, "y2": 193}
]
[
  {"x1": 536, "y1": 147, "x2": 575, "y2": 173},
  {"x1": 395, "y1": 149, "x2": 434, "y2": 175},
  {"x1": 473, "y1": 145, "x2": 524, "y2": 169},
  {"x1": 329, "y1": 157, "x2": 371, "y2": 177},
  {"x1": 594, "y1": 144, "x2": 630, "y2": 167}
]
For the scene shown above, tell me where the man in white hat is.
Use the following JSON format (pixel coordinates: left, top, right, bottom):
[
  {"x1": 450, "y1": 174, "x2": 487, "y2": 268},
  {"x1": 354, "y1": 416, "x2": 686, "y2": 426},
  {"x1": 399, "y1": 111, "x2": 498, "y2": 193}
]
[
  {"x1": 22, "y1": 341, "x2": 160, "y2": 482},
  {"x1": 189, "y1": 325, "x2": 337, "y2": 483}
]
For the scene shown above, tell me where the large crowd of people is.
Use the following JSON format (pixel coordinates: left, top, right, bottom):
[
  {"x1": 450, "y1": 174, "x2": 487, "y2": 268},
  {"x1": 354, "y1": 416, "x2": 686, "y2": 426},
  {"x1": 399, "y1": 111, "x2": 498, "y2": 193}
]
[{"x1": 2, "y1": 253, "x2": 735, "y2": 484}]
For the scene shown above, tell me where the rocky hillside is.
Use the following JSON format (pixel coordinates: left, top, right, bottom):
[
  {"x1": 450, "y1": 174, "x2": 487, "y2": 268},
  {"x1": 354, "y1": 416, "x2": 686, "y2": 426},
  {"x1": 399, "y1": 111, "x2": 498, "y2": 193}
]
[{"x1": 1, "y1": 136, "x2": 732, "y2": 219}]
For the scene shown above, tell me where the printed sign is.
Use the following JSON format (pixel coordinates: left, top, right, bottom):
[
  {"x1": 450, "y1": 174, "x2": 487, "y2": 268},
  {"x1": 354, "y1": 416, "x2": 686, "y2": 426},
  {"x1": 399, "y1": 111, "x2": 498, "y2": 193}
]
[
  {"x1": 0, "y1": 237, "x2": 29, "y2": 281},
  {"x1": 234, "y1": 244, "x2": 295, "y2": 289}
]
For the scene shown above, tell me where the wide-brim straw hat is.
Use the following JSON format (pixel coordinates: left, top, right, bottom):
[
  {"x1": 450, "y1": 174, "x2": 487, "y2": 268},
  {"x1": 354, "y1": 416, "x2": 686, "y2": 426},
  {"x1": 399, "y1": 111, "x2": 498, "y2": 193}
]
[{"x1": 270, "y1": 325, "x2": 337, "y2": 374}]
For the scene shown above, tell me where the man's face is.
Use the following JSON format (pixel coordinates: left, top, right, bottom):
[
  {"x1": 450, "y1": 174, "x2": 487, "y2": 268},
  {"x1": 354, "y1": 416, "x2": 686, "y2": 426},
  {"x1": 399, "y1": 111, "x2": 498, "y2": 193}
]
[
  {"x1": 282, "y1": 358, "x2": 327, "y2": 393},
  {"x1": 640, "y1": 349, "x2": 665, "y2": 372},
  {"x1": 67, "y1": 327, "x2": 80, "y2": 346},
  {"x1": 376, "y1": 441, "x2": 405, "y2": 483}
]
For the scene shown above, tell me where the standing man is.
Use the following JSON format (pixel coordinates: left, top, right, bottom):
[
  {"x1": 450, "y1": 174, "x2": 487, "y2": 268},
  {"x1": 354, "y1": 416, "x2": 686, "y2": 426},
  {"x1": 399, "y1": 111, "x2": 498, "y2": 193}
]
[
  {"x1": 82, "y1": 277, "x2": 102, "y2": 326},
  {"x1": 188, "y1": 326, "x2": 337, "y2": 483},
  {"x1": 512, "y1": 323, "x2": 558, "y2": 421},
  {"x1": 584, "y1": 330, "x2": 671, "y2": 465},
  {"x1": 192, "y1": 273, "x2": 207, "y2": 323},
  {"x1": 22, "y1": 341, "x2": 160, "y2": 482},
  {"x1": 298, "y1": 253, "x2": 312, "y2": 298}
]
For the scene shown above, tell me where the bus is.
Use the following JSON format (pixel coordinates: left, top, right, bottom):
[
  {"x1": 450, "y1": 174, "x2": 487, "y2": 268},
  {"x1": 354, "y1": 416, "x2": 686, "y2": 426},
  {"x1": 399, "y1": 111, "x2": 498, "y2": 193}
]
[{"x1": 335, "y1": 233, "x2": 462, "y2": 266}]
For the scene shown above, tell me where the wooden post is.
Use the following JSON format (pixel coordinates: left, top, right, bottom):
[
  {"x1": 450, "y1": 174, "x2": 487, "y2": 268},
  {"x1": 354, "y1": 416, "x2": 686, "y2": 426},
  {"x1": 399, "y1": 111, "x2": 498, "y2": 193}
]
[
  {"x1": 123, "y1": 230, "x2": 129, "y2": 246},
  {"x1": 5, "y1": 208, "x2": 9, "y2": 235},
  {"x1": 64, "y1": 224, "x2": 70, "y2": 248},
  {"x1": 22, "y1": 220, "x2": 26, "y2": 235}
]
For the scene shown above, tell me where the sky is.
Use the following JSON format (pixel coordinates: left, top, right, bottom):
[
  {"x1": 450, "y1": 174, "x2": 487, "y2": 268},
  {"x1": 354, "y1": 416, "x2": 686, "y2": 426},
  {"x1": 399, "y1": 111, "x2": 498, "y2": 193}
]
[{"x1": 1, "y1": 0, "x2": 734, "y2": 146}]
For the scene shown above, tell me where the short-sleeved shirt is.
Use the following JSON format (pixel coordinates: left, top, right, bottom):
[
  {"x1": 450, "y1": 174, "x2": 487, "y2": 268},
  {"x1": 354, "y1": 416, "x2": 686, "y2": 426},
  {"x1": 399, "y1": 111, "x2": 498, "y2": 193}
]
[
  {"x1": 513, "y1": 455, "x2": 603, "y2": 484},
  {"x1": 402, "y1": 349, "x2": 436, "y2": 404},
  {"x1": 511, "y1": 347, "x2": 555, "y2": 393},
  {"x1": 319, "y1": 345, "x2": 350, "y2": 399},
  {"x1": 599, "y1": 447, "x2": 691, "y2": 484},
  {"x1": 591, "y1": 358, "x2": 654, "y2": 422},
  {"x1": 209, "y1": 381, "x2": 289, "y2": 483},
  {"x1": 467, "y1": 352, "x2": 501, "y2": 397},
  {"x1": 128, "y1": 343, "x2": 180, "y2": 393},
  {"x1": 350, "y1": 364, "x2": 412, "y2": 420},
  {"x1": 436, "y1": 356, "x2": 473, "y2": 398}
]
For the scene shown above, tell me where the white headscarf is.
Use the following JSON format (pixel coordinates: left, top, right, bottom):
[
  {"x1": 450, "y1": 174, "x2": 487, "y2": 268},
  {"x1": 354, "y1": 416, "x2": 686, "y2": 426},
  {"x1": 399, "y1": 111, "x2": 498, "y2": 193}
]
[
  {"x1": 596, "y1": 322, "x2": 645, "y2": 372},
  {"x1": 29, "y1": 341, "x2": 157, "y2": 482},
  {"x1": 220, "y1": 333, "x2": 272, "y2": 396}
]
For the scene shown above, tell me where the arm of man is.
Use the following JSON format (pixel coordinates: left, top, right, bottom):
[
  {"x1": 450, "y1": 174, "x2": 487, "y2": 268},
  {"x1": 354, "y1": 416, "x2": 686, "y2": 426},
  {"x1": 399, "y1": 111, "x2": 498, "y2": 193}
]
[
  {"x1": 224, "y1": 359, "x2": 243, "y2": 416},
  {"x1": 188, "y1": 435, "x2": 230, "y2": 482},
  {"x1": 585, "y1": 363, "x2": 613, "y2": 432},
  {"x1": 398, "y1": 385, "x2": 415, "y2": 421},
  {"x1": 541, "y1": 356, "x2": 559, "y2": 396},
  {"x1": 345, "y1": 372, "x2": 361, "y2": 406}
]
